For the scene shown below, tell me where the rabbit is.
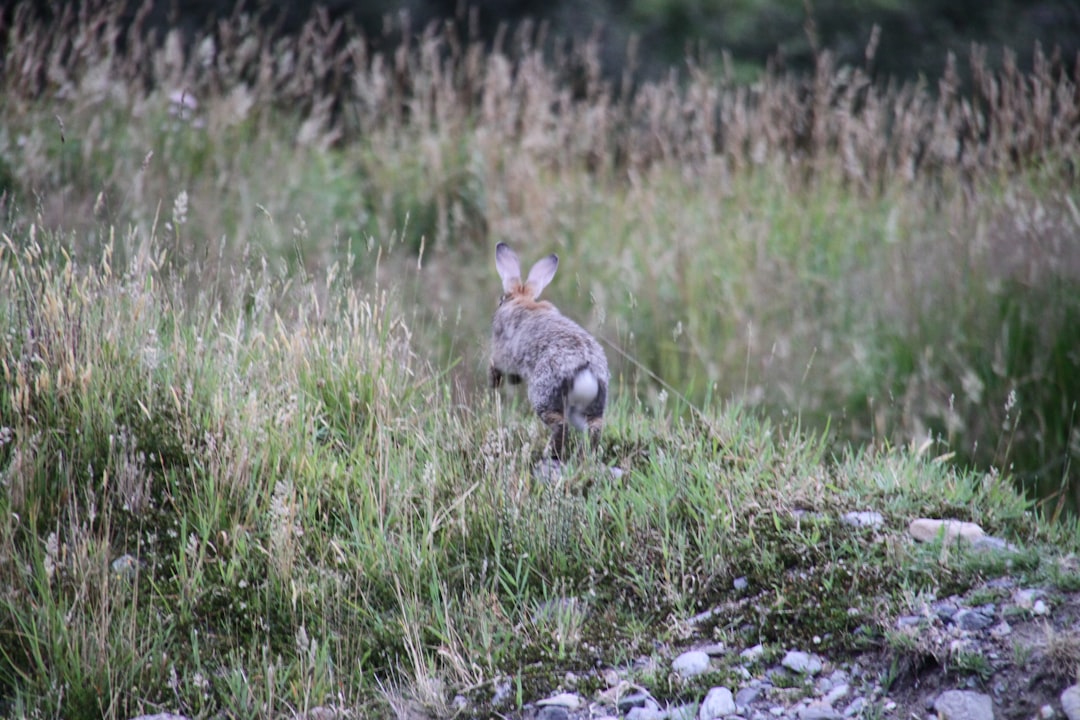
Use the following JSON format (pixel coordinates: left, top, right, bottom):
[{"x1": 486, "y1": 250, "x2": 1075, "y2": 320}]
[{"x1": 489, "y1": 242, "x2": 609, "y2": 460}]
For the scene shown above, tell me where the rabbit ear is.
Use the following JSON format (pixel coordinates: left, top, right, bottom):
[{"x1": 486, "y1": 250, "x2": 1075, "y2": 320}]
[
  {"x1": 495, "y1": 243, "x2": 522, "y2": 292},
  {"x1": 526, "y1": 254, "x2": 559, "y2": 297}
]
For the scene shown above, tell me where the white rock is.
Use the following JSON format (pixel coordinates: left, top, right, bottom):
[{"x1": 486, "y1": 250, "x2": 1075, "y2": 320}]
[
  {"x1": 841, "y1": 511, "x2": 884, "y2": 528},
  {"x1": 909, "y1": 519, "x2": 985, "y2": 544},
  {"x1": 782, "y1": 650, "x2": 823, "y2": 675},
  {"x1": 1062, "y1": 685, "x2": 1080, "y2": 720},
  {"x1": 1041, "y1": 704, "x2": 1056, "y2": 719},
  {"x1": 799, "y1": 702, "x2": 841, "y2": 720},
  {"x1": 1033, "y1": 599, "x2": 1050, "y2": 615},
  {"x1": 698, "y1": 687, "x2": 737, "y2": 720},
  {"x1": 740, "y1": 644, "x2": 765, "y2": 663},
  {"x1": 825, "y1": 683, "x2": 850, "y2": 705},
  {"x1": 933, "y1": 690, "x2": 994, "y2": 720},
  {"x1": 673, "y1": 650, "x2": 712, "y2": 678},
  {"x1": 537, "y1": 692, "x2": 582, "y2": 709},
  {"x1": 627, "y1": 707, "x2": 665, "y2": 720}
]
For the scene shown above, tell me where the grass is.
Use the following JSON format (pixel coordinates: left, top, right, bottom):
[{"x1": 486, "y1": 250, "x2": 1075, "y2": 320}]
[{"x1": 2, "y1": 2, "x2": 1080, "y2": 717}]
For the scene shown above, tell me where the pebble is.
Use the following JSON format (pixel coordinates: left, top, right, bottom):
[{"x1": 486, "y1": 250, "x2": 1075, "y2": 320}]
[
  {"x1": 740, "y1": 644, "x2": 765, "y2": 663},
  {"x1": 782, "y1": 650, "x2": 823, "y2": 675},
  {"x1": 736, "y1": 686, "x2": 763, "y2": 708},
  {"x1": 537, "y1": 692, "x2": 582, "y2": 709},
  {"x1": 798, "y1": 702, "x2": 841, "y2": 720},
  {"x1": 841, "y1": 511, "x2": 884, "y2": 528},
  {"x1": 1033, "y1": 599, "x2": 1050, "y2": 615},
  {"x1": 673, "y1": 650, "x2": 712, "y2": 678},
  {"x1": 824, "y1": 683, "x2": 849, "y2": 705},
  {"x1": 627, "y1": 707, "x2": 664, "y2": 720},
  {"x1": 1063, "y1": 685, "x2": 1080, "y2": 720},
  {"x1": 933, "y1": 690, "x2": 994, "y2": 720},
  {"x1": 617, "y1": 690, "x2": 654, "y2": 712},
  {"x1": 909, "y1": 518, "x2": 985, "y2": 544},
  {"x1": 537, "y1": 707, "x2": 569, "y2": 720},
  {"x1": 111, "y1": 554, "x2": 140, "y2": 578},
  {"x1": 698, "y1": 687, "x2": 737, "y2": 720},
  {"x1": 954, "y1": 608, "x2": 995, "y2": 631}
]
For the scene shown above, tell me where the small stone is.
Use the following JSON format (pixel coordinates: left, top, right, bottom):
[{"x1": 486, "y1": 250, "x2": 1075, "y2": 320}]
[
  {"x1": 452, "y1": 695, "x2": 468, "y2": 712},
  {"x1": 825, "y1": 684, "x2": 850, "y2": 705},
  {"x1": 673, "y1": 650, "x2": 712, "y2": 677},
  {"x1": 954, "y1": 609, "x2": 994, "y2": 631},
  {"x1": 617, "y1": 690, "x2": 654, "y2": 712},
  {"x1": 734, "y1": 576, "x2": 749, "y2": 591},
  {"x1": 670, "y1": 705, "x2": 697, "y2": 720},
  {"x1": 538, "y1": 707, "x2": 569, "y2": 720},
  {"x1": 841, "y1": 511, "x2": 884, "y2": 528},
  {"x1": 492, "y1": 678, "x2": 513, "y2": 706},
  {"x1": 934, "y1": 690, "x2": 994, "y2": 720},
  {"x1": 909, "y1": 519, "x2": 985, "y2": 544},
  {"x1": 843, "y1": 698, "x2": 866, "y2": 717},
  {"x1": 896, "y1": 615, "x2": 923, "y2": 628},
  {"x1": 627, "y1": 707, "x2": 664, "y2": 720},
  {"x1": 1041, "y1": 704, "x2": 1055, "y2": 719},
  {"x1": 537, "y1": 692, "x2": 582, "y2": 710},
  {"x1": 972, "y1": 535, "x2": 1019, "y2": 553},
  {"x1": 799, "y1": 702, "x2": 841, "y2": 720},
  {"x1": 736, "y1": 686, "x2": 763, "y2": 708},
  {"x1": 699, "y1": 642, "x2": 727, "y2": 656},
  {"x1": 698, "y1": 687, "x2": 737, "y2": 719},
  {"x1": 989, "y1": 621, "x2": 1012, "y2": 638},
  {"x1": 1033, "y1": 599, "x2": 1050, "y2": 615},
  {"x1": 782, "y1": 650, "x2": 823, "y2": 675},
  {"x1": 111, "y1": 554, "x2": 139, "y2": 579},
  {"x1": 609, "y1": 466, "x2": 626, "y2": 479},
  {"x1": 740, "y1": 644, "x2": 765, "y2": 663},
  {"x1": 1062, "y1": 685, "x2": 1080, "y2": 720},
  {"x1": 128, "y1": 715, "x2": 191, "y2": 720},
  {"x1": 933, "y1": 602, "x2": 959, "y2": 621}
]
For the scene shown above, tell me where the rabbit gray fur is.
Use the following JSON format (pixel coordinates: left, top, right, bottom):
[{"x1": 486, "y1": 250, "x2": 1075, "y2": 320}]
[{"x1": 490, "y1": 242, "x2": 609, "y2": 460}]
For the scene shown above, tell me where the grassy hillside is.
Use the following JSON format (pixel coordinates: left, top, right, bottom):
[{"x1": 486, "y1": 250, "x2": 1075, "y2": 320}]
[{"x1": 2, "y1": 4, "x2": 1080, "y2": 717}]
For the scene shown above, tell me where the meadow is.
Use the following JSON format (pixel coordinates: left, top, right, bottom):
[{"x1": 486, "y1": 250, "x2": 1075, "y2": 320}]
[{"x1": 1, "y1": 4, "x2": 1080, "y2": 717}]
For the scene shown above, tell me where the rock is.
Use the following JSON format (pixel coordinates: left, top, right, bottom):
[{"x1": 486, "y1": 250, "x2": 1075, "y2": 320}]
[
  {"x1": 843, "y1": 698, "x2": 866, "y2": 717},
  {"x1": 971, "y1": 535, "x2": 1019, "y2": 553},
  {"x1": 669, "y1": 705, "x2": 697, "y2": 720},
  {"x1": 617, "y1": 690, "x2": 655, "y2": 712},
  {"x1": 736, "y1": 686, "x2": 763, "y2": 708},
  {"x1": 740, "y1": 644, "x2": 765, "y2": 663},
  {"x1": 673, "y1": 650, "x2": 712, "y2": 678},
  {"x1": 799, "y1": 702, "x2": 841, "y2": 720},
  {"x1": 989, "y1": 621, "x2": 1012, "y2": 638},
  {"x1": 609, "y1": 466, "x2": 625, "y2": 479},
  {"x1": 128, "y1": 715, "x2": 191, "y2": 720},
  {"x1": 841, "y1": 511, "x2": 884, "y2": 528},
  {"x1": 492, "y1": 678, "x2": 513, "y2": 706},
  {"x1": 896, "y1": 615, "x2": 923, "y2": 628},
  {"x1": 954, "y1": 608, "x2": 995, "y2": 631},
  {"x1": 933, "y1": 690, "x2": 994, "y2": 720},
  {"x1": 782, "y1": 650, "x2": 823, "y2": 675},
  {"x1": 699, "y1": 642, "x2": 728, "y2": 656},
  {"x1": 627, "y1": 707, "x2": 664, "y2": 720},
  {"x1": 734, "y1": 576, "x2": 749, "y2": 590},
  {"x1": 1041, "y1": 704, "x2": 1055, "y2": 719},
  {"x1": 825, "y1": 684, "x2": 850, "y2": 705},
  {"x1": 1062, "y1": 685, "x2": 1080, "y2": 720},
  {"x1": 1033, "y1": 599, "x2": 1050, "y2": 615},
  {"x1": 537, "y1": 692, "x2": 582, "y2": 710},
  {"x1": 698, "y1": 687, "x2": 737, "y2": 719},
  {"x1": 538, "y1": 707, "x2": 569, "y2": 720},
  {"x1": 909, "y1": 519, "x2": 985, "y2": 544},
  {"x1": 111, "y1": 554, "x2": 140, "y2": 579}
]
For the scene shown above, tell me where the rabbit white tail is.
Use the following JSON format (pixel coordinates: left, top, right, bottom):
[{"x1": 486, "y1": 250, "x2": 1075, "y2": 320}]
[{"x1": 567, "y1": 368, "x2": 599, "y2": 431}]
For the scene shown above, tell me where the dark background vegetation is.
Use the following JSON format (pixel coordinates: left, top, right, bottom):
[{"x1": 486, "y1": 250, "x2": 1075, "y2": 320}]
[{"x1": 9, "y1": 0, "x2": 1080, "y2": 84}]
